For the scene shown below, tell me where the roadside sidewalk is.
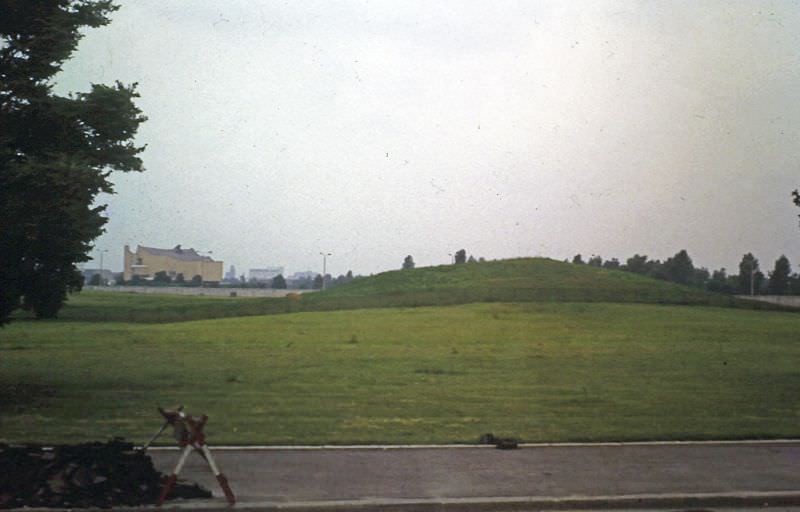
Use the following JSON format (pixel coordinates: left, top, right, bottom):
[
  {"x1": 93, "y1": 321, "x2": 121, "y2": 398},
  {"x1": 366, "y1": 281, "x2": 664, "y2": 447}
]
[{"x1": 145, "y1": 441, "x2": 800, "y2": 510}]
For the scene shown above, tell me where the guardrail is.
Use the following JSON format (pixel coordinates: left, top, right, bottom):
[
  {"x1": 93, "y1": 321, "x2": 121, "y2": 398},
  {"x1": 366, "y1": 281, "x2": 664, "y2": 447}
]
[
  {"x1": 735, "y1": 295, "x2": 800, "y2": 309},
  {"x1": 83, "y1": 285, "x2": 314, "y2": 297}
]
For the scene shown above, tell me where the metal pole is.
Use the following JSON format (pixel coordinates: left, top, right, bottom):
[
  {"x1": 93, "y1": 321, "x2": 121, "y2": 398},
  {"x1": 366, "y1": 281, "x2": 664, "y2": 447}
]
[
  {"x1": 320, "y1": 252, "x2": 331, "y2": 290},
  {"x1": 99, "y1": 249, "x2": 108, "y2": 285}
]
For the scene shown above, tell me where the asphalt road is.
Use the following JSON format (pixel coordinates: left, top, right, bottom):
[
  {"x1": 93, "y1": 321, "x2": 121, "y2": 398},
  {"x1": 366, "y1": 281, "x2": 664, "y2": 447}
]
[{"x1": 148, "y1": 442, "x2": 800, "y2": 505}]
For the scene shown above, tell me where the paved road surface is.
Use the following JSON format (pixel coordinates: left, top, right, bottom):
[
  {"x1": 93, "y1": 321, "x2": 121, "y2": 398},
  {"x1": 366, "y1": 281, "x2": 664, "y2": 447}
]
[{"x1": 149, "y1": 442, "x2": 800, "y2": 506}]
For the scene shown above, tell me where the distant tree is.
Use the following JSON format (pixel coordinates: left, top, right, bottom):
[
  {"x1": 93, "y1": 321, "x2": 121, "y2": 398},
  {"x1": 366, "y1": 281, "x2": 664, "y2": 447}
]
[
  {"x1": 737, "y1": 253, "x2": 762, "y2": 295},
  {"x1": 478, "y1": 257, "x2": 486, "y2": 263},
  {"x1": 789, "y1": 273, "x2": 800, "y2": 295},
  {"x1": 153, "y1": 271, "x2": 171, "y2": 284},
  {"x1": 346, "y1": 270, "x2": 354, "y2": 281},
  {"x1": 793, "y1": 189, "x2": 800, "y2": 226},
  {"x1": 707, "y1": 268, "x2": 733, "y2": 294},
  {"x1": 190, "y1": 274, "x2": 203, "y2": 287},
  {"x1": 114, "y1": 274, "x2": 125, "y2": 286},
  {"x1": 572, "y1": 254, "x2": 585, "y2": 265},
  {"x1": 89, "y1": 273, "x2": 102, "y2": 286},
  {"x1": 768, "y1": 255, "x2": 791, "y2": 295},
  {"x1": 467, "y1": 255, "x2": 477, "y2": 263},
  {"x1": 692, "y1": 267, "x2": 710, "y2": 288},
  {"x1": 454, "y1": 249, "x2": 467, "y2": 264},
  {"x1": 587, "y1": 255, "x2": 603, "y2": 267},
  {"x1": 624, "y1": 254, "x2": 648, "y2": 274},
  {"x1": 174, "y1": 273, "x2": 185, "y2": 285},
  {"x1": 603, "y1": 258, "x2": 620, "y2": 270},
  {"x1": 130, "y1": 275, "x2": 144, "y2": 285},
  {"x1": 272, "y1": 274, "x2": 287, "y2": 289},
  {"x1": 313, "y1": 274, "x2": 324, "y2": 289},
  {"x1": 402, "y1": 255, "x2": 415, "y2": 270},
  {"x1": 663, "y1": 250, "x2": 694, "y2": 285}
]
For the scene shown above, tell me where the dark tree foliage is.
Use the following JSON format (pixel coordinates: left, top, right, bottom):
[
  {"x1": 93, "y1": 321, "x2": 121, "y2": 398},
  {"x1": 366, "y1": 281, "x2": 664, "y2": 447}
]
[
  {"x1": 624, "y1": 254, "x2": 648, "y2": 274},
  {"x1": 706, "y1": 268, "x2": 734, "y2": 294},
  {"x1": 88, "y1": 273, "x2": 102, "y2": 286},
  {"x1": 313, "y1": 274, "x2": 324, "y2": 289},
  {"x1": 793, "y1": 189, "x2": 800, "y2": 226},
  {"x1": 737, "y1": 253, "x2": 762, "y2": 295},
  {"x1": 174, "y1": 273, "x2": 185, "y2": 284},
  {"x1": 572, "y1": 254, "x2": 584, "y2": 265},
  {"x1": 153, "y1": 271, "x2": 171, "y2": 284},
  {"x1": 692, "y1": 267, "x2": 710, "y2": 288},
  {"x1": 402, "y1": 255, "x2": 415, "y2": 270},
  {"x1": 663, "y1": 250, "x2": 694, "y2": 285},
  {"x1": 454, "y1": 249, "x2": 466, "y2": 264},
  {"x1": 602, "y1": 258, "x2": 620, "y2": 270},
  {"x1": 587, "y1": 255, "x2": 603, "y2": 267},
  {"x1": 0, "y1": 0, "x2": 146, "y2": 323},
  {"x1": 271, "y1": 274, "x2": 287, "y2": 289},
  {"x1": 189, "y1": 275, "x2": 203, "y2": 287},
  {"x1": 768, "y1": 255, "x2": 791, "y2": 295}
]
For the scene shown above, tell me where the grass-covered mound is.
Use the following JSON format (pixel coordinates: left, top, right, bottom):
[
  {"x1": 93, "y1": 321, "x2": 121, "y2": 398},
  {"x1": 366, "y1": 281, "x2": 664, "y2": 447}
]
[
  {"x1": 316, "y1": 258, "x2": 732, "y2": 306},
  {"x1": 18, "y1": 258, "x2": 777, "y2": 323}
]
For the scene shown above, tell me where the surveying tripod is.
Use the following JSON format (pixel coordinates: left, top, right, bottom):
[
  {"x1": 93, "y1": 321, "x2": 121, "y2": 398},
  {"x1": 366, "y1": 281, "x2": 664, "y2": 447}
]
[{"x1": 144, "y1": 406, "x2": 236, "y2": 506}]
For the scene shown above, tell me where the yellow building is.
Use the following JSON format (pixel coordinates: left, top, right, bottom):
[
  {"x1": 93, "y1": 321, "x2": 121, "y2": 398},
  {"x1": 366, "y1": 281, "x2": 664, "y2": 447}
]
[{"x1": 123, "y1": 245, "x2": 223, "y2": 283}]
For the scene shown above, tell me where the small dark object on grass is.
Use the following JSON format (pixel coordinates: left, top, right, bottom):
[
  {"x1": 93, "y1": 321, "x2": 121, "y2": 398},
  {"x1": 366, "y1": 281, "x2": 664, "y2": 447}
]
[
  {"x1": 0, "y1": 439, "x2": 210, "y2": 509},
  {"x1": 478, "y1": 433, "x2": 519, "y2": 449}
]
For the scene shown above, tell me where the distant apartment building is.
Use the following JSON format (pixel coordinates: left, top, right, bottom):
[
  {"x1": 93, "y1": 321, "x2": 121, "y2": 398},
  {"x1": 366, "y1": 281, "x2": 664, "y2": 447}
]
[
  {"x1": 223, "y1": 265, "x2": 238, "y2": 283},
  {"x1": 123, "y1": 245, "x2": 223, "y2": 283},
  {"x1": 248, "y1": 267, "x2": 284, "y2": 283},
  {"x1": 290, "y1": 271, "x2": 316, "y2": 280}
]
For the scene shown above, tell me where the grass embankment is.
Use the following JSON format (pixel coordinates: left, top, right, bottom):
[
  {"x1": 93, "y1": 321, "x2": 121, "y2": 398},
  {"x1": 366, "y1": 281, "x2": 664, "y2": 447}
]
[
  {"x1": 20, "y1": 258, "x2": 776, "y2": 323},
  {"x1": 2, "y1": 302, "x2": 800, "y2": 444}
]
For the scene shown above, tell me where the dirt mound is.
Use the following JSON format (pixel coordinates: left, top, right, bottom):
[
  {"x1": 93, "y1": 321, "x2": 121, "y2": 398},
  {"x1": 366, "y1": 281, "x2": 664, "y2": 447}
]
[{"x1": 0, "y1": 439, "x2": 210, "y2": 508}]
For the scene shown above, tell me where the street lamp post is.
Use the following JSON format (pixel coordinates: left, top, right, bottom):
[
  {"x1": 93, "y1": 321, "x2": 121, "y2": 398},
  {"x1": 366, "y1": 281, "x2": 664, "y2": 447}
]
[
  {"x1": 320, "y1": 252, "x2": 331, "y2": 290},
  {"x1": 98, "y1": 249, "x2": 109, "y2": 286}
]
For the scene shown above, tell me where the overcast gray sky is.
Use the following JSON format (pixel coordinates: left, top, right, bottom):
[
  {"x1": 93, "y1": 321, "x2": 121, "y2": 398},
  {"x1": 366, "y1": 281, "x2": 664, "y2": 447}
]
[{"x1": 60, "y1": 0, "x2": 800, "y2": 277}]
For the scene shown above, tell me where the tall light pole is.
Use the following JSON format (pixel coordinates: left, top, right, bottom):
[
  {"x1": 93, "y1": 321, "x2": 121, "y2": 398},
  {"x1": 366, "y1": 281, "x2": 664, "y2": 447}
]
[
  {"x1": 98, "y1": 249, "x2": 109, "y2": 286},
  {"x1": 320, "y1": 252, "x2": 331, "y2": 290}
]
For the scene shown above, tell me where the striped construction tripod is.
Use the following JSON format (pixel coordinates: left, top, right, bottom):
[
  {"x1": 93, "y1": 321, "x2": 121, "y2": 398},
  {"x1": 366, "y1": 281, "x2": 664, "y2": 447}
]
[{"x1": 147, "y1": 406, "x2": 235, "y2": 506}]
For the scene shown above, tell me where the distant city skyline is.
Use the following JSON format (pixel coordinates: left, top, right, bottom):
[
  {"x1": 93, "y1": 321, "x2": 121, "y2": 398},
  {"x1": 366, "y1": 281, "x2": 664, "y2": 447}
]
[{"x1": 56, "y1": 1, "x2": 800, "y2": 278}]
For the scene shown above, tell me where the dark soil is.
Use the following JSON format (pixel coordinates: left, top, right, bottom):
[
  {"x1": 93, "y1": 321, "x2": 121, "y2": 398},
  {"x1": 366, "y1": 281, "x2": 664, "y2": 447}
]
[{"x1": 0, "y1": 439, "x2": 211, "y2": 509}]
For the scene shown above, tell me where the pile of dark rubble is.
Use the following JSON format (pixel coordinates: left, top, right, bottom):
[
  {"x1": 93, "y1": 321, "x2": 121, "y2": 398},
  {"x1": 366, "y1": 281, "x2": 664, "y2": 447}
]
[
  {"x1": 0, "y1": 439, "x2": 210, "y2": 509},
  {"x1": 479, "y1": 433, "x2": 519, "y2": 449}
]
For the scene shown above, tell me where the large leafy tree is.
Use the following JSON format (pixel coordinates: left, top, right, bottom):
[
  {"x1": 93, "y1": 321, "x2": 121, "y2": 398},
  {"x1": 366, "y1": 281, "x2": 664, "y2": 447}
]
[
  {"x1": 737, "y1": 253, "x2": 763, "y2": 295},
  {"x1": 0, "y1": 0, "x2": 146, "y2": 323},
  {"x1": 663, "y1": 249, "x2": 694, "y2": 285},
  {"x1": 793, "y1": 189, "x2": 800, "y2": 227},
  {"x1": 767, "y1": 255, "x2": 791, "y2": 295}
]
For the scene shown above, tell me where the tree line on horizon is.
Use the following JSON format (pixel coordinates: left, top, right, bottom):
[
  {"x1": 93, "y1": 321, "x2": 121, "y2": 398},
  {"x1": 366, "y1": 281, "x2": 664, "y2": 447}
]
[{"x1": 570, "y1": 250, "x2": 797, "y2": 296}]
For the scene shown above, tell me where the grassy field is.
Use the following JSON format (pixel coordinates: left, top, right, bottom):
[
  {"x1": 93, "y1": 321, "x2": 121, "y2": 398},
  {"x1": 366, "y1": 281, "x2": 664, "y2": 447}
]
[
  {"x1": 11, "y1": 258, "x2": 780, "y2": 323},
  {"x1": 2, "y1": 301, "x2": 800, "y2": 444}
]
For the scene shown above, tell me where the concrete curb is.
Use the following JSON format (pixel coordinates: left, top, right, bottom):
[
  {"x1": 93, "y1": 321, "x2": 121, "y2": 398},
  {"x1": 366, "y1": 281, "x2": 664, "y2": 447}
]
[
  {"x1": 160, "y1": 492, "x2": 800, "y2": 511},
  {"x1": 145, "y1": 439, "x2": 800, "y2": 451},
  {"x1": 16, "y1": 491, "x2": 800, "y2": 512}
]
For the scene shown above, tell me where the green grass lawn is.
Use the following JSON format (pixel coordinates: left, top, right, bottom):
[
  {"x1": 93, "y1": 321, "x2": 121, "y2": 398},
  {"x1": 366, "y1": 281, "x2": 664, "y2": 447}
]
[{"x1": 2, "y1": 302, "x2": 799, "y2": 444}]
